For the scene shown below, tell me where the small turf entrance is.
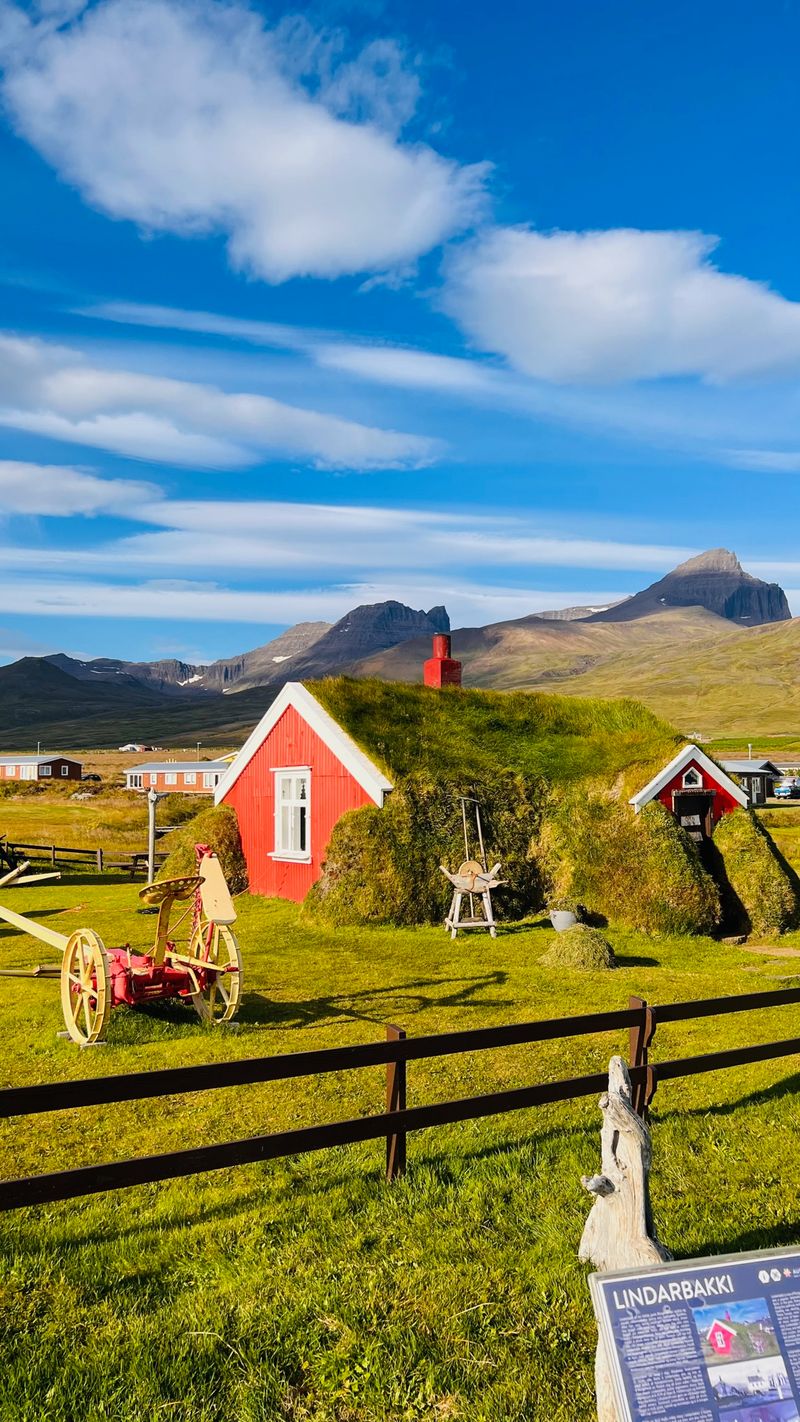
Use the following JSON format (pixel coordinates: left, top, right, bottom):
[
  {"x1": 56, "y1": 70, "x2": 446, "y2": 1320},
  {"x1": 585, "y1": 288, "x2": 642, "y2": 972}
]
[{"x1": 672, "y1": 789, "x2": 715, "y2": 842}]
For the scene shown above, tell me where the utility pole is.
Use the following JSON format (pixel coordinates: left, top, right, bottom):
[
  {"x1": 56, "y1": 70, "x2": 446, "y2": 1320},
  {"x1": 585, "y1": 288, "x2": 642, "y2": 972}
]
[
  {"x1": 196, "y1": 740, "x2": 201, "y2": 762},
  {"x1": 147, "y1": 787, "x2": 159, "y2": 885}
]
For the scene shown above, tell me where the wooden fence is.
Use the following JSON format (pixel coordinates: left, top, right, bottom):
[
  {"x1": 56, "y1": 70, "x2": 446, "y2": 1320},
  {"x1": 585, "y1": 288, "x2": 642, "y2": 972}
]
[
  {"x1": 6, "y1": 841, "x2": 104, "y2": 872},
  {"x1": 2, "y1": 986, "x2": 800, "y2": 1212}
]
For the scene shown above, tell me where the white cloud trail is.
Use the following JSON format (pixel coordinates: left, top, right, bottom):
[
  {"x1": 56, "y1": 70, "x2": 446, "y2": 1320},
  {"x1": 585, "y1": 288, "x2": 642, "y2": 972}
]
[{"x1": 0, "y1": 332, "x2": 439, "y2": 469}]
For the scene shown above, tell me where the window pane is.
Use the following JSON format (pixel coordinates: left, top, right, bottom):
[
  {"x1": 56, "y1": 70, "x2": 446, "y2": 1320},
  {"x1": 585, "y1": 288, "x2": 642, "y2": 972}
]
[
  {"x1": 299, "y1": 804, "x2": 307, "y2": 852},
  {"x1": 280, "y1": 778, "x2": 292, "y2": 800}
]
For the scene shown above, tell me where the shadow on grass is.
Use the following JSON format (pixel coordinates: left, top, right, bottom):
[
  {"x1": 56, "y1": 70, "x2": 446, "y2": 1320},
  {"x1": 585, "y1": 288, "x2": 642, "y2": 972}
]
[
  {"x1": 84, "y1": 970, "x2": 513, "y2": 1045},
  {"x1": 652, "y1": 1068, "x2": 800, "y2": 1122},
  {"x1": 614, "y1": 954, "x2": 660, "y2": 967},
  {"x1": 238, "y1": 970, "x2": 512, "y2": 1030}
]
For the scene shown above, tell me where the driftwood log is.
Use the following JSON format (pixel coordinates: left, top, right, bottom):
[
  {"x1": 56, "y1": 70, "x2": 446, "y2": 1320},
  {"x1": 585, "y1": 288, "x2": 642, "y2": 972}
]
[{"x1": 579, "y1": 1056, "x2": 671, "y2": 1422}]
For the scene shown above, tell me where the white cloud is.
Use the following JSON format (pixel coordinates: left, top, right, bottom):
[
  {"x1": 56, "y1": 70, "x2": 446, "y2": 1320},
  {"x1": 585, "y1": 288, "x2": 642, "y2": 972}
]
[
  {"x1": 0, "y1": 0, "x2": 488, "y2": 282},
  {"x1": 0, "y1": 572, "x2": 630, "y2": 627},
  {"x1": 442, "y1": 227, "x2": 800, "y2": 384},
  {"x1": 722, "y1": 449, "x2": 800, "y2": 473},
  {"x1": 0, "y1": 332, "x2": 439, "y2": 469},
  {"x1": 0, "y1": 460, "x2": 159, "y2": 514},
  {"x1": 84, "y1": 301, "x2": 313, "y2": 352},
  {"x1": 0, "y1": 491, "x2": 698, "y2": 584}
]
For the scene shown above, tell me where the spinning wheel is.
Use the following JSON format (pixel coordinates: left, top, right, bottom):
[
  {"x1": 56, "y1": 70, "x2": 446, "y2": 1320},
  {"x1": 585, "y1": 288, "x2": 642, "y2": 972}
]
[{"x1": 60, "y1": 928, "x2": 111, "y2": 1046}]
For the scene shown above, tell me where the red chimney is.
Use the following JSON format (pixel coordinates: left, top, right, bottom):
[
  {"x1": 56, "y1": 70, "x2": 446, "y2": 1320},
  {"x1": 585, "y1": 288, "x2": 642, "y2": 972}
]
[{"x1": 424, "y1": 633, "x2": 462, "y2": 688}]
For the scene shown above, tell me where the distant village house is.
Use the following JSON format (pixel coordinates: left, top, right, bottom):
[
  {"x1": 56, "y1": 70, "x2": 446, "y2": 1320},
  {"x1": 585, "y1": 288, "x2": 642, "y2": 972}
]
[
  {"x1": 125, "y1": 760, "x2": 228, "y2": 794},
  {"x1": 0, "y1": 754, "x2": 82, "y2": 782}
]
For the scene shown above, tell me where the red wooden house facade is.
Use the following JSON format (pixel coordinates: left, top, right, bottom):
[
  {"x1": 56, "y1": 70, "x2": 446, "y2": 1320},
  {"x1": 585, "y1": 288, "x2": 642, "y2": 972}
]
[
  {"x1": 630, "y1": 744, "x2": 748, "y2": 842},
  {"x1": 216, "y1": 683, "x2": 393, "y2": 901}
]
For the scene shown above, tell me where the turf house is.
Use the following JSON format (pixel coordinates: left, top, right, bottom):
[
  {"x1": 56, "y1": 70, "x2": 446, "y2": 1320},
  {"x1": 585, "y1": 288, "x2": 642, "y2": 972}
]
[{"x1": 215, "y1": 673, "x2": 799, "y2": 937}]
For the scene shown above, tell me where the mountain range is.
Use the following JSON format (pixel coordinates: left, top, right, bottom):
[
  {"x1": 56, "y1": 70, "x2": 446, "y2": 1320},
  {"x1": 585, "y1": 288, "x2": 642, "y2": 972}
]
[{"x1": 1, "y1": 550, "x2": 797, "y2": 746}]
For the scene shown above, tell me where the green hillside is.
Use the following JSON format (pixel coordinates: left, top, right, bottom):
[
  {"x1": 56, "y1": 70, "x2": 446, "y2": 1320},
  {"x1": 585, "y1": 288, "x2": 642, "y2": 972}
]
[{"x1": 355, "y1": 607, "x2": 800, "y2": 738}]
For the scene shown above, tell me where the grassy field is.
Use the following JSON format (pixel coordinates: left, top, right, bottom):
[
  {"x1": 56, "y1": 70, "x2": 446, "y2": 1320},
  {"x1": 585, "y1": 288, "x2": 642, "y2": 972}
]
[{"x1": 1, "y1": 870, "x2": 800, "y2": 1419}]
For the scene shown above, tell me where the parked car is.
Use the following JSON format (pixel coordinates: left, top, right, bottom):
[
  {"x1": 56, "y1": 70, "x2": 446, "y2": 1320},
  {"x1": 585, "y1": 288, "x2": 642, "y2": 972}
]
[
  {"x1": 82, "y1": 773, "x2": 102, "y2": 783},
  {"x1": 775, "y1": 780, "x2": 799, "y2": 798}
]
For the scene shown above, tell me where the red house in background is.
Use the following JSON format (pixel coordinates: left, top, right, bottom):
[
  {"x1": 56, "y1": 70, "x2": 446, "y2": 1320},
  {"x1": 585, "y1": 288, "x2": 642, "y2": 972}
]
[
  {"x1": 216, "y1": 683, "x2": 393, "y2": 901},
  {"x1": 630, "y1": 744, "x2": 748, "y2": 842}
]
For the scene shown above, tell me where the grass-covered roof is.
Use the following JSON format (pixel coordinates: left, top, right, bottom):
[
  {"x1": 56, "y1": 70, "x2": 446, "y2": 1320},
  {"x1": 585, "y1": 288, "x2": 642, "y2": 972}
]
[{"x1": 307, "y1": 677, "x2": 681, "y2": 786}]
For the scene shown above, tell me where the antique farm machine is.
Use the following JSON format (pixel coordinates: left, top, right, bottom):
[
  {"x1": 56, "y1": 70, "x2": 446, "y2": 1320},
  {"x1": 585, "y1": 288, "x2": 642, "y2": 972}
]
[{"x1": 0, "y1": 846, "x2": 242, "y2": 1045}]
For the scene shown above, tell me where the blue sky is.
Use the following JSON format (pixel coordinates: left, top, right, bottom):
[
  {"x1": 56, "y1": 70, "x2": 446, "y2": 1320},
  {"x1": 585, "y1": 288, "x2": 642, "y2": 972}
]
[{"x1": 2, "y1": 0, "x2": 800, "y2": 663}]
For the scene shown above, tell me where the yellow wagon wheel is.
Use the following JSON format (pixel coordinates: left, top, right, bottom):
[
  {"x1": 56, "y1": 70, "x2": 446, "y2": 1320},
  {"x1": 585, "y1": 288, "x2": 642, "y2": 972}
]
[
  {"x1": 184, "y1": 920, "x2": 242, "y2": 1025},
  {"x1": 60, "y1": 929, "x2": 111, "y2": 1046}
]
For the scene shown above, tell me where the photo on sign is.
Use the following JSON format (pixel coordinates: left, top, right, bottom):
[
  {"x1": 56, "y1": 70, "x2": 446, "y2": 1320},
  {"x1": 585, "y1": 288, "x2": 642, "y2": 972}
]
[
  {"x1": 721, "y1": 1402, "x2": 799, "y2": 1422},
  {"x1": 692, "y1": 1297, "x2": 780, "y2": 1365},
  {"x1": 708, "y1": 1354, "x2": 793, "y2": 1410}
]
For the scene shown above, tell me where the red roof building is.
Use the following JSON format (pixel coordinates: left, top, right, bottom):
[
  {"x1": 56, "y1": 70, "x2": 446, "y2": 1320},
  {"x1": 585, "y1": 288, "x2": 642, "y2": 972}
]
[{"x1": 630, "y1": 744, "x2": 748, "y2": 842}]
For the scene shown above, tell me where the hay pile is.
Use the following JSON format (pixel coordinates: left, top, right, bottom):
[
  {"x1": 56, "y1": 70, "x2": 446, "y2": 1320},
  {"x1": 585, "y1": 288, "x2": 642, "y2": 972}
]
[{"x1": 540, "y1": 923, "x2": 616, "y2": 970}]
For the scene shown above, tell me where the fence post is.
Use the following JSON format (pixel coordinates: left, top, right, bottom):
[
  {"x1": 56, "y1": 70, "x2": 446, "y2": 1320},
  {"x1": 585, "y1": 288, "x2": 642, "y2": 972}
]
[
  {"x1": 385, "y1": 1024, "x2": 406, "y2": 1182},
  {"x1": 51, "y1": 845, "x2": 56, "y2": 868},
  {"x1": 629, "y1": 996, "x2": 657, "y2": 1117},
  {"x1": 96, "y1": 848, "x2": 103, "y2": 873}
]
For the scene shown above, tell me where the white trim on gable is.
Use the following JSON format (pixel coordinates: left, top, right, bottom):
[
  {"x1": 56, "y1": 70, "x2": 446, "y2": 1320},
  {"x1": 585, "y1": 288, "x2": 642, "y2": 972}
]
[
  {"x1": 214, "y1": 682, "x2": 393, "y2": 809},
  {"x1": 629, "y1": 743, "x2": 749, "y2": 813}
]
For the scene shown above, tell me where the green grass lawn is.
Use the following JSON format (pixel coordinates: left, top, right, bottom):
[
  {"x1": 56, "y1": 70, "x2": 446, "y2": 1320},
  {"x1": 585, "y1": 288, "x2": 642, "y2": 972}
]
[{"x1": 2, "y1": 876, "x2": 800, "y2": 1420}]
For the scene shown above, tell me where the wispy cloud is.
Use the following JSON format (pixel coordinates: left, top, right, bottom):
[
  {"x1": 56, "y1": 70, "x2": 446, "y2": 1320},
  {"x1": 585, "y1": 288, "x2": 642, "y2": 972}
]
[
  {"x1": 0, "y1": 331, "x2": 440, "y2": 470},
  {"x1": 0, "y1": 573, "x2": 630, "y2": 627},
  {"x1": 0, "y1": 0, "x2": 488, "y2": 282},
  {"x1": 0, "y1": 459, "x2": 159, "y2": 515}
]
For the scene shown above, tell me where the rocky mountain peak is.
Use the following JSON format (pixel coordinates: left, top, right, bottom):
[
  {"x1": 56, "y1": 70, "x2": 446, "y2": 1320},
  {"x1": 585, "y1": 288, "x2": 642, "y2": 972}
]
[
  {"x1": 588, "y1": 548, "x2": 791, "y2": 627},
  {"x1": 673, "y1": 548, "x2": 743, "y2": 575}
]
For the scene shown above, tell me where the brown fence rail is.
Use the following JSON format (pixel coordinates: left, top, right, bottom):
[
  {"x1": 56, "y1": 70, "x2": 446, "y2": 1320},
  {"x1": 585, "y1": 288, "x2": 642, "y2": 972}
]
[
  {"x1": 2, "y1": 987, "x2": 800, "y2": 1212},
  {"x1": 6, "y1": 841, "x2": 104, "y2": 871}
]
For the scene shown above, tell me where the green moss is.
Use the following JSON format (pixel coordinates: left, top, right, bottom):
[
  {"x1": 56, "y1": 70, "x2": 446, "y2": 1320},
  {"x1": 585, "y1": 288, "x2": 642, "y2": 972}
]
[
  {"x1": 308, "y1": 677, "x2": 680, "y2": 784},
  {"x1": 540, "y1": 923, "x2": 616, "y2": 969},
  {"x1": 712, "y1": 808, "x2": 799, "y2": 936},
  {"x1": 305, "y1": 770, "x2": 543, "y2": 926},
  {"x1": 540, "y1": 795, "x2": 720, "y2": 936},
  {"x1": 159, "y1": 803, "x2": 248, "y2": 895}
]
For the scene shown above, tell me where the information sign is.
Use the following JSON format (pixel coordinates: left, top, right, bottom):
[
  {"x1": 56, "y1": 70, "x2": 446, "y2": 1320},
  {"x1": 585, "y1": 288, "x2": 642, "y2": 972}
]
[{"x1": 590, "y1": 1247, "x2": 800, "y2": 1422}]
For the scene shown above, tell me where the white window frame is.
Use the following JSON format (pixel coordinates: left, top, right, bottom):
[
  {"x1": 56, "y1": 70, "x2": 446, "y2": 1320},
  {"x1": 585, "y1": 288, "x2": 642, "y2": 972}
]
[
  {"x1": 202, "y1": 771, "x2": 220, "y2": 788},
  {"x1": 270, "y1": 768, "x2": 311, "y2": 862},
  {"x1": 129, "y1": 774, "x2": 143, "y2": 789},
  {"x1": 61, "y1": 764, "x2": 70, "y2": 777},
  {"x1": 40, "y1": 764, "x2": 52, "y2": 777},
  {"x1": 682, "y1": 768, "x2": 702, "y2": 788},
  {"x1": 4, "y1": 765, "x2": 14, "y2": 778},
  {"x1": 164, "y1": 772, "x2": 177, "y2": 786},
  {"x1": 150, "y1": 773, "x2": 158, "y2": 786},
  {"x1": 183, "y1": 772, "x2": 196, "y2": 786}
]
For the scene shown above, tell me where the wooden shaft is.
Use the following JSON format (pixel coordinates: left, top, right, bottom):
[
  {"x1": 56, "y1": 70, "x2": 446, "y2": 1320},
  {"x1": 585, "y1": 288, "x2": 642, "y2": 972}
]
[
  {"x1": 385, "y1": 1024, "x2": 407, "y2": 1181},
  {"x1": 0, "y1": 900, "x2": 69, "y2": 951}
]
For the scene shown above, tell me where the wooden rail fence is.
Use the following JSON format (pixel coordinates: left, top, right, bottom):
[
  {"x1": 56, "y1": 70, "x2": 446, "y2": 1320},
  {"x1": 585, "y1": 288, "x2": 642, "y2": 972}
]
[
  {"x1": 5, "y1": 841, "x2": 104, "y2": 872},
  {"x1": 2, "y1": 986, "x2": 800, "y2": 1211}
]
